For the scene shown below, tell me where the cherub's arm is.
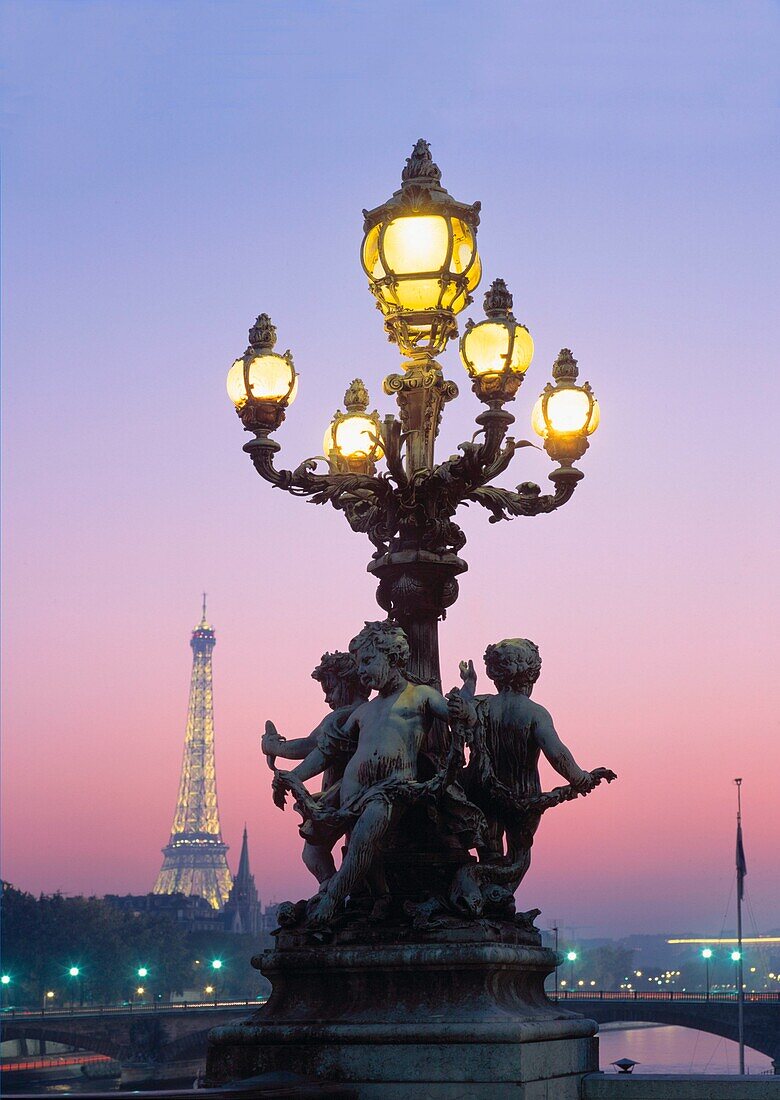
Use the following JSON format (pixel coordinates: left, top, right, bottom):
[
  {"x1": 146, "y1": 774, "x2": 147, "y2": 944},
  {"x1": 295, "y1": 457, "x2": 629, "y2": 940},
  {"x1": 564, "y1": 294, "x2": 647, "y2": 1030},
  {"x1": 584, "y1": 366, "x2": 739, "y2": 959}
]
[
  {"x1": 287, "y1": 709, "x2": 361, "y2": 783},
  {"x1": 422, "y1": 685, "x2": 477, "y2": 736},
  {"x1": 458, "y1": 659, "x2": 477, "y2": 699},
  {"x1": 533, "y1": 704, "x2": 592, "y2": 789},
  {"x1": 261, "y1": 719, "x2": 319, "y2": 761}
]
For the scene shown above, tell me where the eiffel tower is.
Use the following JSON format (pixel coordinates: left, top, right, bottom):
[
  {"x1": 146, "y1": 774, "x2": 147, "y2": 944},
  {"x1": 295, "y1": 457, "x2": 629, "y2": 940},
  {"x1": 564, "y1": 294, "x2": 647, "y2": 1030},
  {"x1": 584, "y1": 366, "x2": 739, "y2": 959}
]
[{"x1": 153, "y1": 597, "x2": 233, "y2": 909}]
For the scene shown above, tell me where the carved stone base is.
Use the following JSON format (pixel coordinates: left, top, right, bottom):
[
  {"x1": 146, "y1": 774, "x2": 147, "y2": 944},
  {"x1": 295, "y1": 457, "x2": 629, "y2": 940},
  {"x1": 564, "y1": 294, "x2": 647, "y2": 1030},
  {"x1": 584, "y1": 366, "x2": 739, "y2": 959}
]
[{"x1": 206, "y1": 928, "x2": 598, "y2": 1098}]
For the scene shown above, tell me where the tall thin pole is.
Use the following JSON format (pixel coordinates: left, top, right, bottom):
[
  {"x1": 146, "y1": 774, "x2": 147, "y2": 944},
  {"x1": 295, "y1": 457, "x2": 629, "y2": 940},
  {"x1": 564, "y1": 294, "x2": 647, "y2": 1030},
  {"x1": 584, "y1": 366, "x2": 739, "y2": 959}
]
[
  {"x1": 553, "y1": 925, "x2": 559, "y2": 999},
  {"x1": 735, "y1": 777, "x2": 745, "y2": 1075}
]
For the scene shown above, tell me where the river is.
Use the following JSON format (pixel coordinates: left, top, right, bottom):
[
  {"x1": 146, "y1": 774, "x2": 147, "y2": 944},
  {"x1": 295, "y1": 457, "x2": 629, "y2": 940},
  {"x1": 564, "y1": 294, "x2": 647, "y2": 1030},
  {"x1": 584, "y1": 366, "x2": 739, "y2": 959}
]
[{"x1": 598, "y1": 1023, "x2": 773, "y2": 1074}]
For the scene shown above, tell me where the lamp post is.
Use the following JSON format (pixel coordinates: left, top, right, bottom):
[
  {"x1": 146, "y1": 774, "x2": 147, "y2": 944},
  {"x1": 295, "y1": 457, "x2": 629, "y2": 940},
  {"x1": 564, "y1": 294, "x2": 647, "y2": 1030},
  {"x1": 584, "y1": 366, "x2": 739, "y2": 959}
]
[
  {"x1": 731, "y1": 948, "x2": 742, "y2": 987},
  {"x1": 43, "y1": 990, "x2": 55, "y2": 1014},
  {"x1": 68, "y1": 966, "x2": 82, "y2": 1009},
  {"x1": 1, "y1": 974, "x2": 10, "y2": 1009},
  {"x1": 211, "y1": 960, "x2": 222, "y2": 1004},
  {"x1": 701, "y1": 948, "x2": 713, "y2": 998},
  {"x1": 226, "y1": 140, "x2": 599, "y2": 691},
  {"x1": 551, "y1": 927, "x2": 559, "y2": 999},
  {"x1": 566, "y1": 951, "x2": 578, "y2": 990},
  {"x1": 138, "y1": 967, "x2": 149, "y2": 1003}
]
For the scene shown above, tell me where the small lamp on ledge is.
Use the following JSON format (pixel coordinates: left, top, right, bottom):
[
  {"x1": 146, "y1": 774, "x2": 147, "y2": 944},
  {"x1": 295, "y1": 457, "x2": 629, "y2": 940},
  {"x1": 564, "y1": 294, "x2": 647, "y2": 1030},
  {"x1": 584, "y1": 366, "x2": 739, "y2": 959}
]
[
  {"x1": 324, "y1": 379, "x2": 384, "y2": 475},
  {"x1": 227, "y1": 313, "x2": 297, "y2": 433}
]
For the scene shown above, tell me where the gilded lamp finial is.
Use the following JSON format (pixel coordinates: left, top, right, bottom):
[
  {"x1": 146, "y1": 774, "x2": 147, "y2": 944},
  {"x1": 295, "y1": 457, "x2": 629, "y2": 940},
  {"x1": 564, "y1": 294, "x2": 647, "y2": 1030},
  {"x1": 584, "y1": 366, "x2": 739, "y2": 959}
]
[
  {"x1": 248, "y1": 314, "x2": 277, "y2": 352},
  {"x1": 552, "y1": 348, "x2": 579, "y2": 383},
  {"x1": 344, "y1": 378, "x2": 370, "y2": 413},
  {"x1": 401, "y1": 139, "x2": 442, "y2": 186},
  {"x1": 483, "y1": 279, "x2": 515, "y2": 319}
]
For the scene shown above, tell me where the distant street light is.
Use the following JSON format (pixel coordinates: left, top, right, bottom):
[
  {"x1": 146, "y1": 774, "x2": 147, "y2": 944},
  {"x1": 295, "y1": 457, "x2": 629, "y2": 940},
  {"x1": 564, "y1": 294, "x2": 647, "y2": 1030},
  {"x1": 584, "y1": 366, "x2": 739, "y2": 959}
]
[
  {"x1": 731, "y1": 948, "x2": 742, "y2": 994},
  {"x1": 701, "y1": 948, "x2": 713, "y2": 998},
  {"x1": 43, "y1": 990, "x2": 55, "y2": 1013},
  {"x1": 1, "y1": 975, "x2": 10, "y2": 984},
  {"x1": 1, "y1": 974, "x2": 9, "y2": 1009},
  {"x1": 211, "y1": 960, "x2": 222, "y2": 1004},
  {"x1": 138, "y1": 967, "x2": 148, "y2": 978},
  {"x1": 566, "y1": 951, "x2": 578, "y2": 988},
  {"x1": 68, "y1": 966, "x2": 83, "y2": 1007}
]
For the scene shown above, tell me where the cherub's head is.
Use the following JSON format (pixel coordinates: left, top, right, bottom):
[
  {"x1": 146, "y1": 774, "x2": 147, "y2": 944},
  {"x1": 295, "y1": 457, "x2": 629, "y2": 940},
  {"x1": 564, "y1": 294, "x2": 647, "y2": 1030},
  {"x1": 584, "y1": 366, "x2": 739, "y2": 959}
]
[
  {"x1": 349, "y1": 620, "x2": 410, "y2": 692},
  {"x1": 484, "y1": 638, "x2": 542, "y2": 696},
  {"x1": 311, "y1": 650, "x2": 369, "y2": 710}
]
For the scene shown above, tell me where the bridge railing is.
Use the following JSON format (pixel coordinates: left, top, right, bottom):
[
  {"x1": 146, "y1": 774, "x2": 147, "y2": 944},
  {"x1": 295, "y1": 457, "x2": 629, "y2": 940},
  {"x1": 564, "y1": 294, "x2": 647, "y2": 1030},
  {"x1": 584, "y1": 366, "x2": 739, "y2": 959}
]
[
  {"x1": 0, "y1": 999, "x2": 265, "y2": 1021},
  {"x1": 553, "y1": 990, "x2": 780, "y2": 1003},
  {"x1": 4, "y1": 992, "x2": 779, "y2": 1020}
]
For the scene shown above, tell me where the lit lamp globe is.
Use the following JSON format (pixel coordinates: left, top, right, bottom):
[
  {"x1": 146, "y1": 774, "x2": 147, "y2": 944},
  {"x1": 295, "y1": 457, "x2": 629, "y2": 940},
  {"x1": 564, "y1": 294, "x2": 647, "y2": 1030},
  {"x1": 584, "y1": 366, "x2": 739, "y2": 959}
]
[
  {"x1": 323, "y1": 379, "x2": 384, "y2": 475},
  {"x1": 361, "y1": 139, "x2": 481, "y2": 359},
  {"x1": 226, "y1": 313, "x2": 297, "y2": 433},
  {"x1": 460, "y1": 278, "x2": 534, "y2": 405},
  {"x1": 532, "y1": 349, "x2": 599, "y2": 467}
]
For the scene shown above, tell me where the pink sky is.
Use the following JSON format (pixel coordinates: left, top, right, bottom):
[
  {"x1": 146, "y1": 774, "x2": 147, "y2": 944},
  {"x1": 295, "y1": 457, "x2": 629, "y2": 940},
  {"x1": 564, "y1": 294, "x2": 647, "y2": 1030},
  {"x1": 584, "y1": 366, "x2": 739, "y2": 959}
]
[{"x1": 2, "y1": 1, "x2": 778, "y2": 938}]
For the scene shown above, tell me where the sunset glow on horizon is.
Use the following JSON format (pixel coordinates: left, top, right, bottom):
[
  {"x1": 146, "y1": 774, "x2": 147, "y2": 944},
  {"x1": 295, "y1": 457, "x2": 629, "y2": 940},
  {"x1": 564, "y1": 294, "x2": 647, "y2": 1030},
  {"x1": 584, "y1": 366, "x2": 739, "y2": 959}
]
[{"x1": 2, "y1": 1, "x2": 778, "y2": 938}]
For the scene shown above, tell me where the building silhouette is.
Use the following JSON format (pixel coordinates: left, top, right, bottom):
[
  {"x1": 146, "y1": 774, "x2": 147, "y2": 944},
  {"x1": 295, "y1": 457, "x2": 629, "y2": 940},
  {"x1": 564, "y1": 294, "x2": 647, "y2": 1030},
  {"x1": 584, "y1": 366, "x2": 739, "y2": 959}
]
[{"x1": 153, "y1": 598, "x2": 233, "y2": 909}]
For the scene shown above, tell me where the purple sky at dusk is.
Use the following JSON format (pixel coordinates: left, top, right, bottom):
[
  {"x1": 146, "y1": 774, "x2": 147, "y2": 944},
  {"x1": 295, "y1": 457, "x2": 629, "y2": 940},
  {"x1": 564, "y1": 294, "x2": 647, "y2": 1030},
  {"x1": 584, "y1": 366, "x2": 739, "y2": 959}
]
[{"x1": 2, "y1": 1, "x2": 778, "y2": 939}]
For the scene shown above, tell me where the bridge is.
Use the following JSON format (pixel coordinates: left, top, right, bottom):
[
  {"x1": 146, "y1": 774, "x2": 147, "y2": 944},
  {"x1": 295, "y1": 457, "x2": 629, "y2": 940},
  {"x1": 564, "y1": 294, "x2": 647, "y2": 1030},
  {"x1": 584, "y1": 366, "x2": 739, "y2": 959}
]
[
  {"x1": 0, "y1": 1001, "x2": 259, "y2": 1084},
  {"x1": 555, "y1": 991, "x2": 780, "y2": 1072},
  {"x1": 3, "y1": 992, "x2": 779, "y2": 1078}
]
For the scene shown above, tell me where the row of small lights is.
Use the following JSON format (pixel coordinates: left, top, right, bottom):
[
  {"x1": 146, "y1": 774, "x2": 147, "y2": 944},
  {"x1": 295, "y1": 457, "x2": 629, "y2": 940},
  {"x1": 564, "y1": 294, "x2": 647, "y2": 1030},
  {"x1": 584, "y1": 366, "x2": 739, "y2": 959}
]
[
  {"x1": 556, "y1": 951, "x2": 780, "y2": 991},
  {"x1": 0, "y1": 960, "x2": 224, "y2": 1002}
]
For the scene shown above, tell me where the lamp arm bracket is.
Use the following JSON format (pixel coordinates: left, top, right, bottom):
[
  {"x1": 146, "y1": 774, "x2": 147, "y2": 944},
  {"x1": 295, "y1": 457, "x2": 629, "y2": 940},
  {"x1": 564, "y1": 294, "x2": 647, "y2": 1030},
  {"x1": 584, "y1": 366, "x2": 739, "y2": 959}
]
[
  {"x1": 244, "y1": 436, "x2": 389, "y2": 498},
  {"x1": 426, "y1": 436, "x2": 534, "y2": 512},
  {"x1": 479, "y1": 437, "x2": 536, "y2": 485},
  {"x1": 462, "y1": 467, "x2": 582, "y2": 523}
]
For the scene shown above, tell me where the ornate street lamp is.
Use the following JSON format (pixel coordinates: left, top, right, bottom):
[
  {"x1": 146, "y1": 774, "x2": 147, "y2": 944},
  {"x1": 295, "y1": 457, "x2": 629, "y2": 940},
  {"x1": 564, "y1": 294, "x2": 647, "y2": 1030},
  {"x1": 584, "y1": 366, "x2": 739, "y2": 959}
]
[
  {"x1": 323, "y1": 380, "x2": 384, "y2": 475},
  {"x1": 531, "y1": 348, "x2": 599, "y2": 468},
  {"x1": 459, "y1": 278, "x2": 534, "y2": 407},
  {"x1": 361, "y1": 138, "x2": 481, "y2": 360},
  {"x1": 226, "y1": 140, "x2": 600, "y2": 686},
  {"x1": 226, "y1": 313, "x2": 297, "y2": 433}
]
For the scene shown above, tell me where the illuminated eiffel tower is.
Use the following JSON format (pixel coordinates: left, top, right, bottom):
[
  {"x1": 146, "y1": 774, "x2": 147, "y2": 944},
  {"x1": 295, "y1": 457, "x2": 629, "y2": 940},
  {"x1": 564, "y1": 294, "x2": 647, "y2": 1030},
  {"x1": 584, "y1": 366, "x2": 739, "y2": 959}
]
[{"x1": 153, "y1": 597, "x2": 233, "y2": 909}]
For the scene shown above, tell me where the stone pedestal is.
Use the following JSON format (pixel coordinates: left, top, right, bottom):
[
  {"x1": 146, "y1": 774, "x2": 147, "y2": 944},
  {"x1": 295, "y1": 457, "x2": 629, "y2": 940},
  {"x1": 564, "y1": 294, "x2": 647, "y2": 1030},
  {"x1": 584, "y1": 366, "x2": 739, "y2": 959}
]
[{"x1": 206, "y1": 925, "x2": 598, "y2": 1098}]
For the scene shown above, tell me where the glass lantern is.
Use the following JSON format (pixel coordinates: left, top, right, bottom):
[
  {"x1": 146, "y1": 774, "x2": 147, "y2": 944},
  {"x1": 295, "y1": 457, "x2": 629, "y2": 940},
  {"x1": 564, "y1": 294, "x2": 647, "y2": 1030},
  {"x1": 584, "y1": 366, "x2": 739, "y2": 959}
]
[
  {"x1": 460, "y1": 278, "x2": 533, "y2": 405},
  {"x1": 323, "y1": 379, "x2": 384, "y2": 474},
  {"x1": 361, "y1": 140, "x2": 481, "y2": 359},
  {"x1": 531, "y1": 349, "x2": 599, "y2": 465},
  {"x1": 226, "y1": 313, "x2": 297, "y2": 432}
]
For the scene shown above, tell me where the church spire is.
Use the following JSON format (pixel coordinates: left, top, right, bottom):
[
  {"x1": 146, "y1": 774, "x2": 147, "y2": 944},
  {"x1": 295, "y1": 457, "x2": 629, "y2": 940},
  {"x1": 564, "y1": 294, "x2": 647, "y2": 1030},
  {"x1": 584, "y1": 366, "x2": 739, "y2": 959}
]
[
  {"x1": 235, "y1": 824, "x2": 251, "y2": 883},
  {"x1": 223, "y1": 825, "x2": 261, "y2": 935}
]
